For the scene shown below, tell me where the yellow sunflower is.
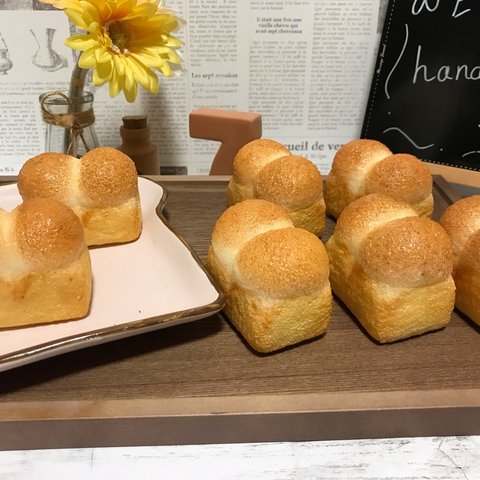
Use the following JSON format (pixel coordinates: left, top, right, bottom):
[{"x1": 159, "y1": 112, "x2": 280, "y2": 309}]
[{"x1": 42, "y1": 0, "x2": 183, "y2": 102}]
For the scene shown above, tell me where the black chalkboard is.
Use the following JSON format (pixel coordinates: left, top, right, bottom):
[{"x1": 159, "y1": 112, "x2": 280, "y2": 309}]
[{"x1": 362, "y1": 0, "x2": 480, "y2": 172}]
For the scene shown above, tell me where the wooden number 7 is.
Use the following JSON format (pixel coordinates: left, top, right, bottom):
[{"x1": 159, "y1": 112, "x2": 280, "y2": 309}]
[{"x1": 189, "y1": 109, "x2": 262, "y2": 175}]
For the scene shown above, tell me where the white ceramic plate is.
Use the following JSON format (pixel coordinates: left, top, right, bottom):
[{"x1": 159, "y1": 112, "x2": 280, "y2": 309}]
[{"x1": 0, "y1": 178, "x2": 224, "y2": 372}]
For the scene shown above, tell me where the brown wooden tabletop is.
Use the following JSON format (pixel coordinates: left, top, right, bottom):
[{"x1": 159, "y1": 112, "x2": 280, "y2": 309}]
[{"x1": 0, "y1": 175, "x2": 479, "y2": 450}]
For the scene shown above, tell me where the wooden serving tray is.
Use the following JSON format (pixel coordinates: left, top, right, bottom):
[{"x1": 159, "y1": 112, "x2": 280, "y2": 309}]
[{"x1": 0, "y1": 176, "x2": 479, "y2": 450}]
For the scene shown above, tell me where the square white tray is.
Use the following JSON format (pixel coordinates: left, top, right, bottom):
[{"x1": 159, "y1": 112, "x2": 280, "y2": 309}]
[{"x1": 0, "y1": 177, "x2": 224, "y2": 372}]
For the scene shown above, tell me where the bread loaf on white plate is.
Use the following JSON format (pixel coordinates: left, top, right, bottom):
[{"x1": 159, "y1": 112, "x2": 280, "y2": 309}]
[
  {"x1": 325, "y1": 193, "x2": 455, "y2": 343},
  {"x1": 440, "y1": 195, "x2": 480, "y2": 326},
  {"x1": 324, "y1": 139, "x2": 433, "y2": 219},
  {"x1": 0, "y1": 197, "x2": 92, "y2": 328},
  {"x1": 206, "y1": 199, "x2": 332, "y2": 353},
  {"x1": 226, "y1": 139, "x2": 326, "y2": 235},
  {"x1": 17, "y1": 146, "x2": 142, "y2": 246}
]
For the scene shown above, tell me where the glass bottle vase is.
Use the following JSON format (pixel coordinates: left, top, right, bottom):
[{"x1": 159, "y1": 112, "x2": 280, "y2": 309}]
[{"x1": 39, "y1": 90, "x2": 99, "y2": 158}]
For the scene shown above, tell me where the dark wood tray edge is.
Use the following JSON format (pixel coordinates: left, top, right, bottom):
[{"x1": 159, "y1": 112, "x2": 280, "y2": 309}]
[{"x1": 1, "y1": 388, "x2": 480, "y2": 450}]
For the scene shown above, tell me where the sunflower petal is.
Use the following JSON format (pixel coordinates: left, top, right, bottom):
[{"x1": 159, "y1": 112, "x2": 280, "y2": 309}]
[
  {"x1": 94, "y1": 46, "x2": 111, "y2": 63},
  {"x1": 130, "y1": 47, "x2": 179, "y2": 68},
  {"x1": 126, "y1": 56, "x2": 158, "y2": 93},
  {"x1": 109, "y1": 68, "x2": 124, "y2": 98},
  {"x1": 78, "y1": 47, "x2": 98, "y2": 68},
  {"x1": 121, "y1": 60, "x2": 137, "y2": 102},
  {"x1": 123, "y1": 80, "x2": 138, "y2": 103},
  {"x1": 92, "y1": 59, "x2": 113, "y2": 86},
  {"x1": 64, "y1": 33, "x2": 97, "y2": 51},
  {"x1": 124, "y1": 63, "x2": 135, "y2": 91},
  {"x1": 64, "y1": 7, "x2": 89, "y2": 30},
  {"x1": 41, "y1": 0, "x2": 82, "y2": 10},
  {"x1": 111, "y1": 0, "x2": 137, "y2": 20},
  {"x1": 78, "y1": 0, "x2": 100, "y2": 25},
  {"x1": 156, "y1": 59, "x2": 172, "y2": 77},
  {"x1": 163, "y1": 37, "x2": 183, "y2": 48},
  {"x1": 126, "y1": 2, "x2": 157, "y2": 18},
  {"x1": 113, "y1": 54, "x2": 126, "y2": 76},
  {"x1": 82, "y1": 0, "x2": 110, "y2": 21}
]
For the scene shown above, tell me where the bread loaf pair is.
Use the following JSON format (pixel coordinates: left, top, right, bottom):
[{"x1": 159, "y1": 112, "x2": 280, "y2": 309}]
[
  {"x1": 206, "y1": 199, "x2": 332, "y2": 353},
  {"x1": 0, "y1": 197, "x2": 92, "y2": 328},
  {"x1": 226, "y1": 139, "x2": 326, "y2": 235},
  {"x1": 17, "y1": 147, "x2": 142, "y2": 246},
  {"x1": 324, "y1": 139, "x2": 433, "y2": 219},
  {"x1": 440, "y1": 195, "x2": 480, "y2": 326},
  {"x1": 325, "y1": 193, "x2": 455, "y2": 343}
]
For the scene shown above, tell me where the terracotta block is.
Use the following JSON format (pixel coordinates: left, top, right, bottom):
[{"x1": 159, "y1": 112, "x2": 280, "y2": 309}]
[{"x1": 189, "y1": 109, "x2": 262, "y2": 175}]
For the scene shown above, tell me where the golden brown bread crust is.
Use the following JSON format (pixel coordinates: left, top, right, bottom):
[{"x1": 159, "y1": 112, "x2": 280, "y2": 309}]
[
  {"x1": 225, "y1": 281, "x2": 331, "y2": 353},
  {"x1": 211, "y1": 199, "x2": 293, "y2": 250},
  {"x1": 17, "y1": 147, "x2": 142, "y2": 246},
  {"x1": 322, "y1": 172, "x2": 357, "y2": 220},
  {"x1": 80, "y1": 147, "x2": 139, "y2": 207},
  {"x1": 452, "y1": 267, "x2": 480, "y2": 327},
  {"x1": 324, "y1": 139, "x2": 433, "y2": 218},
  {"x1": 0, "y1": 198, "x2": 92, "y2": 329},
  {"x1": 364, "y1": 154, "x2": 432, "y2": 203},
  {"x1": 439, "y1": 195, "x2": 480, "y2": 260},
  {"x1": 232, "y1": 139, "x2": 291, "y2": 186},
  {"x1": 327, "y1": 139, "x2": 392, "y2": 185},
  {"x1": 227, "y1": 140, "x2": 326, "y2": 235},
  {"x1": 255, "y1": 156, "x2": 323, "y2": 209},
  {"x1": 440, "y1": 195, "x2": 480, "y2": 325},
  {"x1": 254, "y1": 155, "x2": 326, "y2": 235},
  {"x1": 227, "y1": 139, "x2": 290, "y2": 205},
  {"x1": 15, "y1": 197, "x2": 86, "y2": 270},
  {"x1": 359, "y1": 217, "x2": 453, "y2": 287},
  {"x1": 324, "y1": 139, "x2": 391, "y2": 219},
  {"x1": 208, "y1": 199, "x2": 293, "y2": 291},
  {"x1": 327, "y1": 239, "x2": 455, "y2": 343},
  {"x1": 326, "y1": 193, "x2": 455, "y2": 343},
  {"x1": 333, "y1": 193, "x2": 418, "y2": 256},
  {"x1": 17, "y1": 152, "x2": 72, "y2": 200},
  {"x1": 462, "y1": 230, "x2": 480, "y2": 272},
  {"x1": 236, "y1": 227, "x2": 330, "y2": 299},
  {"x1": 206, "y1": 199, "x2": 332, "y2": 352}
]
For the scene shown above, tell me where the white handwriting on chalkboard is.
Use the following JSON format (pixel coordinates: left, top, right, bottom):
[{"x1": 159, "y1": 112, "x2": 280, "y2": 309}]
[
  {"x1": 411, "y1": 0, "x2": 471, "y2": 18},
  {"x1": 413, "y1": 45, "x2": 480, "y2": 83},
  {"x1": 384, "y1": 22, "x2": 480, "y2": 92},
  {"x1": 383, "y1": 127, "x2": 434, "y2": 149},
  {"x1": 462, "y1": 150, "x2": 480, "y2": 158},
  {"x1": 452, "y1": 0, "x2": 471, "y2": 18},
  {"x1": 385, "y1": 24, "x2": 410, "y2": 99},
  {"x1": 411, "y1": 0, "x2": 439, "y2": 15}
]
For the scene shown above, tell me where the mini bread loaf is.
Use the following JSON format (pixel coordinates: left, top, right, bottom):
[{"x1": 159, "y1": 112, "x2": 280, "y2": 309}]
[
  {"x1": 17, "y1": 146, "x2": 142, "y2": 246},
  {"x1": 324, "y1": 139, "x2": 433, "y2": 219},
  {"x1": 440, "y1": 195, "x2": 480, "y2": 326},
  {"x1": 325, "y1": 193, "x2": 455, "y2": 343},
  {"x1": 0, "y1": 197, "x2": 92, "y2": 328},
  {"x1": 227, "y1": 139, "x2": 326, "y2": 235},
  {"x1": 227, "y1": 138, "x2": 291, "y2": 204},
  {"x1": 206, "y1": 199, "x2": 332, "y2": 353}
]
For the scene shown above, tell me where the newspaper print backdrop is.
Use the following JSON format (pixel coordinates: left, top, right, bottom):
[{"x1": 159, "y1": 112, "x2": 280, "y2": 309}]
[
  {"x1": 0, "y1": 0, "x2": 384, "y2": 175},
  {"x1": 362, "y1": 0, "x2": 480, "y2": 172}
]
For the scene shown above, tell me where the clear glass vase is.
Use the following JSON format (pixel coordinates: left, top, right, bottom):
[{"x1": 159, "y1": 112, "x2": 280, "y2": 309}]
[{"x1": 39, "y1": 91, "x2": 99, "y2": 158}]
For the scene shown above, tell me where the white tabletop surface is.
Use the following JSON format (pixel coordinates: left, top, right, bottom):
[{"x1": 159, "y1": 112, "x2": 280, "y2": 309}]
[{"x1": 1, "y1": 436, "x2": 480, "y2": 479}]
